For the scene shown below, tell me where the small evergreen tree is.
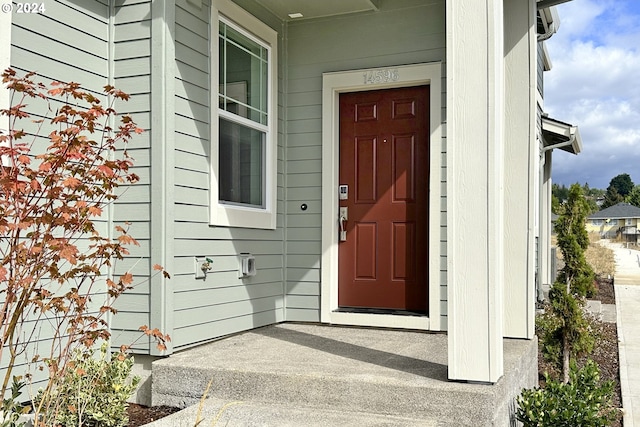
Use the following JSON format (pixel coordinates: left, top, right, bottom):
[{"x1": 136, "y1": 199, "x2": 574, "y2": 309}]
[
  {"x1": 540, "y1": 184, "x2": 596, "y2": 383},
  {"x1": 555, "y1": 185, "x2": 596, "y2": 298}
]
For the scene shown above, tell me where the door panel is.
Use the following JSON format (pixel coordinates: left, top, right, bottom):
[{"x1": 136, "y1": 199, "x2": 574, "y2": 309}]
[
  {"x1": 355, "y1": 223, "x2": 377, "y2": 279},
  {"x1": 338, "y1": 86, "x2": 429, "y2": 312}
]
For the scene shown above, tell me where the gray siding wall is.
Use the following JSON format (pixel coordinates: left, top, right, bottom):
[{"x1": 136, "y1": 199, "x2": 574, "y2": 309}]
[
  {"x1": 537, "y1": 41, "x2": 544, "y2": 96},
  {"x1": 9, "y1": 0, "x2": 153, "y2": 355},
  {"x1": 8, "y1": 0, "x2": 112, "y2": 385},
  {"x1": 283, "y1": 0, "x2": 448, "y2": 324},
  {"x1": 111, "y1": 0, "x2": 153, "y2": 352},
  {"x1": 170, "y1": 0, "x2": 286, "y2": 350}
]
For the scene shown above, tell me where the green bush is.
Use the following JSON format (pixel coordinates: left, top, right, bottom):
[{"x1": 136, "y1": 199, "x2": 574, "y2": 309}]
[
  {"x1": 1, "y1": 376, "x2": 30, "y2": 427},
  {"x1": 516, "y1": 360, "x2": 617, "y2": 426},
  {"x1": 537, "y1": 284, "x2": 596, "y2": 376},
  {"x1": 36, "y1": 343, "x2": 140, "y2": 427}
]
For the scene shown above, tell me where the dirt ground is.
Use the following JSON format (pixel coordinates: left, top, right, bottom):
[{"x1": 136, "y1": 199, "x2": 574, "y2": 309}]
[{"x1": 126, "y1": 403, "x2": 180, "y2": 427}]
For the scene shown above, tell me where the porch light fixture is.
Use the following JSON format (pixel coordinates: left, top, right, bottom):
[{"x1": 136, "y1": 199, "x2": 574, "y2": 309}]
[{"x1": 288, "y1": 12, "x2": 304, "y2": 19}]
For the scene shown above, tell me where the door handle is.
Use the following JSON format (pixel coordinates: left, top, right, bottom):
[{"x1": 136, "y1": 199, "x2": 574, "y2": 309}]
[
  {"x1": 339, "y1": 207, "x2": 348, "y2": 241},
  {"x1": 339, "y1": 215, "x2": 347, "y2": 241}
]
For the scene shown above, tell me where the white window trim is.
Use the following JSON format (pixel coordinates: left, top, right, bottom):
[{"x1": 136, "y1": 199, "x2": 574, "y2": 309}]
[{"x1": 210, "y1": 0, "x2": 278, "y2": 229}]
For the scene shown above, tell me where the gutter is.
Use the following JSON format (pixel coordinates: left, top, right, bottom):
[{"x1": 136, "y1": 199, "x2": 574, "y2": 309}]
[
  {"x1": 541, "y1": 133, "x2": 577, "y2": 154},
  {"x1": 537, "y1": 6, "x2": 560, "y2": 41},
  {"x1": 537, "y1": 0, "x2": 575, "y2": 9}
]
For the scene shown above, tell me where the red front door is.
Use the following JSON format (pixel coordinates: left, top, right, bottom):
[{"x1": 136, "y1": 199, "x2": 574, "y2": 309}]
[{"x1": 338, "y1": 86, "x2": 429, "y2": 312}]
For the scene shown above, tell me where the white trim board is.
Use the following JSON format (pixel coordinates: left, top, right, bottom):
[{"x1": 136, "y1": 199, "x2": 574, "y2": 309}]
[
  {"x1": 0, "y1": 11, "x2": 11, "y2": 133},
  {"x1": 320, "y1": 62, "x2": 443, "y2": 331}
]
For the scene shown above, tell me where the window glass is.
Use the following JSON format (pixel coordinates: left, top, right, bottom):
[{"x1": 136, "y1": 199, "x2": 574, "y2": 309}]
[
  {"x1": 219, "y1": 21, "x2": 268, "y2": 125},
  {"x1": 218, "y1": 118, "x2": 264, "y2": 207}
]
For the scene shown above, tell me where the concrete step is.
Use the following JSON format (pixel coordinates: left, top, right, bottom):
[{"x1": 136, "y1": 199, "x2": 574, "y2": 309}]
[
  {"x1": 601, "y1": 304, "x2": 617, "y2": 323},
  {"x1": 585, "y1": 300, "x2": 617, "y2": 323},
  {"x1": 144, "y1": 397, "x2": 436, "y2": 427},
  {"x1": 151, "y1": 324, "x2": 537, "y2": 426},
  {"x1": 586, "y1": 299, "x2": 602, "y2": 317}
]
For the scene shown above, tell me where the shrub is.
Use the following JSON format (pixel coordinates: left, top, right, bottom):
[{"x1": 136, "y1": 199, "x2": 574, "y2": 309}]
[
  {"x1": 545, "y1": 184, "x2": 596, "y2": 382},
  {"x1": 516, "y1": 360, "x2": 617, "y2": 427},
  {"x1": 537, "y1": 285, "x2": 595, "y2": 378},
  {"x1": 1, "y1": 376, "x2": 30, "y2": 427},
  {"x1": 35, "y1": 343, "x2": 139, "y2": 427}
]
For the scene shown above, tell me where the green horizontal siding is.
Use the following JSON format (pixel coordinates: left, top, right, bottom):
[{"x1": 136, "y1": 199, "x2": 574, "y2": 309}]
[
  {"x1": 284, "y1": 0, "x2": 447, "y2": 323},
  {"x1": 169, "y1": 0, "x2": 285, "y2": 351},
  {"x1": 111, "y1": 0, "x2": 153, "y2": 353}
]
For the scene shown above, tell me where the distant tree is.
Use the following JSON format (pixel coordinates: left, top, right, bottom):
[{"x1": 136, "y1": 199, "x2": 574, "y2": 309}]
[
  {"x1": 551, "y1": 194, "x2": 561, "y2": 215},
  {"x1": 627, "y1": 185, "x2": 640, "y2": 208},
  {"x1": 574, "y1": 183, "x2": 600, "y2": 214},
  {"x1": 584, "y1": 197, "x2": 599, "y2": 214},
  {"x1": 552, "y1": 183, "x2": 569, "y2": 204},
  {"x1": 583, "y1": 184, "x2": 604, "y2": 199},
  {"x1": 601, "y1": 185, "x2": 624, "y2": 209},
  {"x1": 609, "y1": 173, "x2": 634, "y2": 197}
]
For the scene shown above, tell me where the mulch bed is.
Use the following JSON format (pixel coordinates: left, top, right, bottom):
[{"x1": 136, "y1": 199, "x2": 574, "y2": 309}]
[
  {"x1": 126, "y1": 403, "x2": 181, "y2": 426},
  {"x1": 594, "y1": 277, "x2": 616, "y2": 304}
]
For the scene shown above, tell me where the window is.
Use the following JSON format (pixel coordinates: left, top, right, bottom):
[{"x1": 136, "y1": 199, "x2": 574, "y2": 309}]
[
  {"x1": 211, "y1": 0, "x2": 277, "y2": 229},
  {"x1": 592, "y1": 219, "x2": 604, "y2": 226},
  {"x1": 626, "y1": 218, "x2": 634, "y2": 226}
]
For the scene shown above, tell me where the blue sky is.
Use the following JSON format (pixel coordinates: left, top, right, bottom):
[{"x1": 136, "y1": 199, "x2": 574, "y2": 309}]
[{"x1": 545, "y1": 0, "x2": 640, "y2": 190}]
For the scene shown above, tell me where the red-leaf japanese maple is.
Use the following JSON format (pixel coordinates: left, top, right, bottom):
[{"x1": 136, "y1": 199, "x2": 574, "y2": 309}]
[{"x1": 0, "y1": 69, "x2": 169, "y2": 403}]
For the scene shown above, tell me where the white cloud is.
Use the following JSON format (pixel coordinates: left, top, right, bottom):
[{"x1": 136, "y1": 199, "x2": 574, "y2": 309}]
[{"x1": 545, "y1": 0, "x2": 640, "y2": 188}]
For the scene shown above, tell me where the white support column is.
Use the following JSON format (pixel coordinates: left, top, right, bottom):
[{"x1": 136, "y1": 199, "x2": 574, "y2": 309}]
[
  {"x1": 503, "y1": 0, "x2": 536, "y2": 339},
  {"x1": 446, "y1": 0, "x2": 505, "y2": 383},
  {"x1": 149, "y1": 0, "x2": 176, "y2": 355}
]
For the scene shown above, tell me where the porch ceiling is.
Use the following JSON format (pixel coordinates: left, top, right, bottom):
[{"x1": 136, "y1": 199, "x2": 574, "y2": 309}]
[{"x1": 254, "y1": 0, "x2": 380, "y2": 20}]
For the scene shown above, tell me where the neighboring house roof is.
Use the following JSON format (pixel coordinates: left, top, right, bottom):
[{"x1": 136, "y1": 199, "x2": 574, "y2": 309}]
[{"x1": 589, "y1": 203, "x2": 640, "y2": 219}]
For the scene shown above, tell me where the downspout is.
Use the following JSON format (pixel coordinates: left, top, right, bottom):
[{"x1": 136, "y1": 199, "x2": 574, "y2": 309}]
[
  {"x1": 537, "y1": 21, "x2": 558, "y2": 42},
  {"x1": 537, "y1": 6, "x2": 560, "y2": 41}
]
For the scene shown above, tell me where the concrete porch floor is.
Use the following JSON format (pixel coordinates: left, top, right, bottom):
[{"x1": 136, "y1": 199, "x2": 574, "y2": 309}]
[{"x1": 148, "y1": 323, "x2": 537, "y2": 426}]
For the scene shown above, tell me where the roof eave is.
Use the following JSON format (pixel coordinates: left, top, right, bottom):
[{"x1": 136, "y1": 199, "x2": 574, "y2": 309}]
[{"x1": 541, "y1": 116, "x2": 582, "y2": 155}]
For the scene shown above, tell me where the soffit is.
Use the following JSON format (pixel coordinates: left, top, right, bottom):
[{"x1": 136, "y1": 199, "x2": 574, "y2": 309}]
[{"x1": 253, "y1": 0, "x2": 380, "y2": 21}]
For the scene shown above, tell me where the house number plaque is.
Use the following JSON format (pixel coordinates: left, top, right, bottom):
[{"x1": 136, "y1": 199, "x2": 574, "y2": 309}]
[{"x1": 363, "y1": 68, "x2": 399, "y2": 85}]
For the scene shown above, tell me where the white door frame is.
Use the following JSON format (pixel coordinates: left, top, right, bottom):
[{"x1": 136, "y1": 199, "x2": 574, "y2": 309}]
[{"x1": 320, "y1": 62, "x2": 443, "y2": 330}]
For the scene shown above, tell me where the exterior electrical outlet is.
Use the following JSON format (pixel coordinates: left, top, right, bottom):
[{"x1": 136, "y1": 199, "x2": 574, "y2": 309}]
[{"x1": 239, "y1": 253, "x2": 256, "y2": 277}]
